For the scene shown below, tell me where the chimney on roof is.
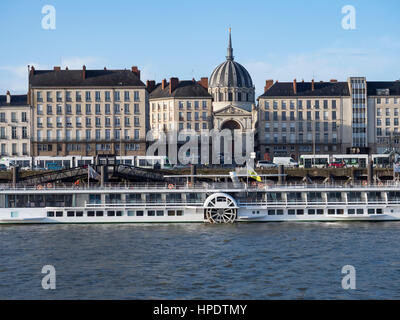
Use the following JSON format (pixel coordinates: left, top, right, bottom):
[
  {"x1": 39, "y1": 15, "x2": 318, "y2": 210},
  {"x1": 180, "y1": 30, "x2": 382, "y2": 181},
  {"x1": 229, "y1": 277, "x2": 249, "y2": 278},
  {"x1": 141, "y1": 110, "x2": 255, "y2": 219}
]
[
  {"x1": 53, "y1": 66, "x2": 61, "y2": 71},
  {"x1": 131, "y1": 66, "x2": 140, "y2": 79},
  {"x1": 293, "y1": 79, "x2": 297, "y2": 94},
  {"x1": 198, "y1": 77, "x2": 208, "y2": 89},
  {"x1": 30, "y1": 66, "x2": 35, "y2": 76},
  {"x1": 311, "y1": 79, "x2": 315, "y2": 91},
  {"x1": 65, "y1": 66, "x2": 69, "y2": 70},
  {"x1": 104, "y1": 67, "x2": 107, "y2": 70},
  {"x1": 264, "y1": 80, "x2": 274, "y2": 92},
  {"x1": 6, "y1": 91, "x2": 11, "y2": 104},
  {"x1": 146, "y1": 80, "x2": 156, "y2": 93},
  {"x1": 82, "y1": 65, "x2": 86, "y2": 80},
  {"x1": 169, "y1": 77, "x2": 179, "y2": 94},
  {"x1": 330, "y1": 79, "x2": 338, "y2": 83},
  {"x1": 162, "y1": 79, "x2": 167, "y2": 90}
]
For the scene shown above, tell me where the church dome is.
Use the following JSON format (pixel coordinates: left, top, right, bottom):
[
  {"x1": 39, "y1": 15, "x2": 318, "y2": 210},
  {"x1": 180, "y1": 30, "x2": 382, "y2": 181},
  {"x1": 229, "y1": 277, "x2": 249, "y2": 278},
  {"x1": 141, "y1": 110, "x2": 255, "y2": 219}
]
[{"x1": 209, "y1": 30, "x2": 253, "y2": 88}]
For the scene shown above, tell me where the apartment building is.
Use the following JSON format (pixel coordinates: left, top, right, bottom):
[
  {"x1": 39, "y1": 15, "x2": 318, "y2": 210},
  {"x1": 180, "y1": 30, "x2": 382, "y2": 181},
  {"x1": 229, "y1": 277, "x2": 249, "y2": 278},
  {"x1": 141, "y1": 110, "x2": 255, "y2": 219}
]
[
  {"x1": 0, "y1": 92, "x2": 30, "y2": 157},
  {"x1": 257, "y1": 79, "x2": 352, "y2": 159},
  {"x1": 148, "y1": 78, "x2": 212, "y2": 136},
  {"x1": 366, "y1": 81, "x2": 400, "y2": 153},
  {"x1": 258, "y1": 77, "x2": 400, "y2": 159},
  {"x1": 28, "y1": 66, "x2": 148, "y2": 156}
]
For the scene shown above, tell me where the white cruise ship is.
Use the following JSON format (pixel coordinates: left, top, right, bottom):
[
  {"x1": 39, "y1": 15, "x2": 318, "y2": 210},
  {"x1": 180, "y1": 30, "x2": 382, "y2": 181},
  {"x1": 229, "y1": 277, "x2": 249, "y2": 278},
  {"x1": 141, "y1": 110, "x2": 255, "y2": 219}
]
[{"x1": 1, "y1": 181, "x2": 400, "y2": 224}]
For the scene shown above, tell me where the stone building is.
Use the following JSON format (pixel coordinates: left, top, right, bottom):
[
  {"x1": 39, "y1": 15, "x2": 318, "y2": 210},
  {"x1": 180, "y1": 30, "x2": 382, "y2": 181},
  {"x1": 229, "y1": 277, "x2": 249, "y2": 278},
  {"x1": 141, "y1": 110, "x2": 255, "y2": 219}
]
[
  {"x1": 0, "y1": 92, "x2": 30, "y2": 157},
  {"x1": 257, "y1": 78, "x2": 400, "y2": 159},
  {"x1": 148, "y1": 77, "x2": 212, "y2": 136},
  {"x1": 28, "y1": 65, "x2": 148, "y2": 156}
]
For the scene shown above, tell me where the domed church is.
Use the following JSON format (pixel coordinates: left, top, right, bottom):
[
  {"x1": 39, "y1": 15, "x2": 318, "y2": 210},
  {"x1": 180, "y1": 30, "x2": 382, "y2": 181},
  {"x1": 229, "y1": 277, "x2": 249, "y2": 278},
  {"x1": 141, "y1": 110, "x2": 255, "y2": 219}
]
[{"x1": 209, "y1": 29, "x2": 258, "y2": 132}]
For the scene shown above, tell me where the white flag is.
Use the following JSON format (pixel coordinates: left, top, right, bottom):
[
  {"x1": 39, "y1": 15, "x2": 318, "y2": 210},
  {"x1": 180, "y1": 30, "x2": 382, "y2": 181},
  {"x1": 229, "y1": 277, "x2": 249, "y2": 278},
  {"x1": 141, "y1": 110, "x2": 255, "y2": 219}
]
[{"x1": 88, "y1": 165, "x2": 100, "y2": 180}]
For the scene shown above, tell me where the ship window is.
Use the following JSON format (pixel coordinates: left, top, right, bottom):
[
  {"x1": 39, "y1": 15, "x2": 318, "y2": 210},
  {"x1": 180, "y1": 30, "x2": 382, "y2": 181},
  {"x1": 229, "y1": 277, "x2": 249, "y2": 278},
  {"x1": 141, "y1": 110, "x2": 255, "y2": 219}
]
[
  {"x1": 348, "y1": 192, "x2": 363, "y2": 203},
  {"x1": 287, "y1": 192, "x2": 303, "y2": 203},
  {"x1": 307, "y1": 192, "x2": 323, "y2": 203},
  {"x1": 296, "y1": 209, "x2": 304, "y2": 215},
  {"x1": 388, "y1": 192, "x2": 400, "y2": 202},
  {"x1": 47, "y1": 211, "x2": 54, "y2": 217},
  {"x1": 116, "y1": 211, "x2": 123, "y2": 216},
  {"x1": 126, "y1": 194, "x2": 142, "y2": 203},
  {"x1": 76, "y1": 211, "x2": 83, "y2": 217},
  {"x1": 368, "y1": 208, "x2": 375, "y2": 215},
  {"x1": 87, "y1": 211, "x2": 95, "y2": 217},
  {"x1": 56, "y1": 211, "x2": 63, "y2": 217},
  {"x1": 176, "y1": 210, "x2": 183, "y2": 216},
  {"x1": 268, "y1": 209, "x2": 275, "y2": 215},
  {"x1": 317, "y1": 209, "x2": 324, "y2": 215},
  {"x1": 67, "y1": 211, "x2": 74, "y2": 217},
  {"x1": 356, "y1": 209, "x2": 364, "y2": 215},
  {"x1": 288, "y1": 209, "x2": 295, "y2": 215},
  {"x1": 348, "y1": 209, "x2": 355, "y2": 215},
  {"x1": 147, "y1": 210, "x2": 155, "y2": 216},
  {"x1": 337, "y1": 209, "x2": 344, "y2": 215},
  {"x1": 96, "y1": 211, "x2": 104, "y2": 216},
  {"x1": 277, "y1": 209, "x2": 284, "y2": 215},
  {"x1": 308, "y1": 209, "x2": 315, "y2": 215},
  {"x1": 136, "y1": 210, "x2": 144, "y2": 216},
  {"x1": 267, "y1": 193, "x2": 283, "y2": 202},
  {"x1": 127, "y1": 211, "x2": 135, "y2": 216},
  {"x1": 328, "y1": 209, "x2": 335, "y2": 215},
  {"x1": 107, "y1": 211, "x2": 115, "y2": 216},
  {"x1": 156, "y1": 210, "x2": 164, "y2": 216},
  {"x1": 168, "y1": 210, "x2": 175, "y2": 216},
  {"x1": 377, "y1": 208, "x2": 383, "y2": 214},
  {"x1": 327, "y1": 192, "x2": 342, "y2": 203},
  {"x1": 368, "y1": 192, "x2": 384, "y2": 202}
]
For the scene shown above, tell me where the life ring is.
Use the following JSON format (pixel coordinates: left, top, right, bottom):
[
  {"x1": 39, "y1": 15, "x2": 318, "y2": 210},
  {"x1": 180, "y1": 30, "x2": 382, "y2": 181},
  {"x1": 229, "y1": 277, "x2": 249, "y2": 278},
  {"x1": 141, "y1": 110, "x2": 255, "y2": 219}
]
[
  {"x1": 168, "y1": 184, "x2": 175, "y2": 189},
  {"x1": 251, "y1": 181, "x2": 257, "y2": 187},
  {"x1": 258, "y1": 183, "x2": 264, "y2": 189},
  {"x1": 378, "y1": 181, "x2": 383, "y2": 186},
  {"x1": 47, "y1": 183, "x2": 53, "y2": 189},
  {"x1": 362, "y1": 180, "x2": 368, "y2": 186},
  {"x1": 37, "y1": 185, "x2": 43, "y2": 190},
  {"x1": 187, "y1": 182, "x2": 192, "y2": 188}
]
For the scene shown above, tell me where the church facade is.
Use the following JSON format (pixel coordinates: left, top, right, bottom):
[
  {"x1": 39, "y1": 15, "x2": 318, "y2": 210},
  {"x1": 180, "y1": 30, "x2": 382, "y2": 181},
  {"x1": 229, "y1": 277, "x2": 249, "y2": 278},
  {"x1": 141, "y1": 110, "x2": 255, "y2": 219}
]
[{"x1": 209, "y1": 29, "x2": 258, "y2": 133}]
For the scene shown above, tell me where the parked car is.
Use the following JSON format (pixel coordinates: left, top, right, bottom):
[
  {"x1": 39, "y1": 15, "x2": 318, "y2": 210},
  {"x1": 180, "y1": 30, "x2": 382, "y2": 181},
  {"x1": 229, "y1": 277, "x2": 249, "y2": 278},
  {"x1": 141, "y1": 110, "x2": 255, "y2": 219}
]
[
  {"x1": 329, "y1": 161, "x2": 346, "y2": 168},
  {"x1": 0, "y1": 164, "x2": 7, "y2": 171},
  {"x1": 256, "y1": 160, "x2": 278, "y2": 169}
]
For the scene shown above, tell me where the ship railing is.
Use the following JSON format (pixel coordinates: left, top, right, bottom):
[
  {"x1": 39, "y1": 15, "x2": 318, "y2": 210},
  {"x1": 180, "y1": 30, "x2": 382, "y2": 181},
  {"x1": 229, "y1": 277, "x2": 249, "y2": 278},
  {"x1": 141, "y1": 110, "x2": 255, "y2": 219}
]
[
  {"x1": 237, "y1": 200, "x2": 392, "y2": 206},
  {"x1": 2, "y1": 180, "x2": 400, "y2": 191},
  {"x1": 84, "y1": 201, "x2": 204, "y2": 208}
]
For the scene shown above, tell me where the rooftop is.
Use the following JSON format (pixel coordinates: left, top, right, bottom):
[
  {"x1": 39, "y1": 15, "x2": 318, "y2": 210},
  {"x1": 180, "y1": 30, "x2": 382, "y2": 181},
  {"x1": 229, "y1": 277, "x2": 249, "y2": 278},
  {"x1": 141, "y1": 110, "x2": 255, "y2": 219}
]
[
  {"x1": 259, "y1": 81, "x2": 350, "y2": 98},
  {"x1": 0, "y1": 94, "x2": 28, "y2": 107},
  {"x1": 29, "y1": 66, "x2": 145, "y2": 88},
  {"x1": 149, "y1": 79, "x2": 211, "y2": 99}
]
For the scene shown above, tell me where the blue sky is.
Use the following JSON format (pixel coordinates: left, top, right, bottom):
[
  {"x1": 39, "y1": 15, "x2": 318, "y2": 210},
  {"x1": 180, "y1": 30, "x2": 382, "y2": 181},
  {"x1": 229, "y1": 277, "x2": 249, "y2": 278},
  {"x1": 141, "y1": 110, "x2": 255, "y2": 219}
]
[{"x1": 1, "y1": 0, "x2": 400, "y2": 96}]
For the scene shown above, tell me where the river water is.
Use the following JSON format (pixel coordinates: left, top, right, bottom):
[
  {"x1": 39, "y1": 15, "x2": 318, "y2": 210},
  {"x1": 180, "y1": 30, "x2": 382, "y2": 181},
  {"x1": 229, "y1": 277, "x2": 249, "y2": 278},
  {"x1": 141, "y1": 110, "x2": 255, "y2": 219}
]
[{"x1": 1, "y1": 222, "x2": 400, "y2": 299}]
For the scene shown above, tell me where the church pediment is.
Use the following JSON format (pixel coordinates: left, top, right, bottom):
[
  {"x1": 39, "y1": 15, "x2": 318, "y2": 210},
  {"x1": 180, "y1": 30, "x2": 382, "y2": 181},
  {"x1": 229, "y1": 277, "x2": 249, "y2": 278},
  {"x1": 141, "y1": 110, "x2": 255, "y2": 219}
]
[{"x1": 213, "y1": 104, "x2": 252, "y2": 116}]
